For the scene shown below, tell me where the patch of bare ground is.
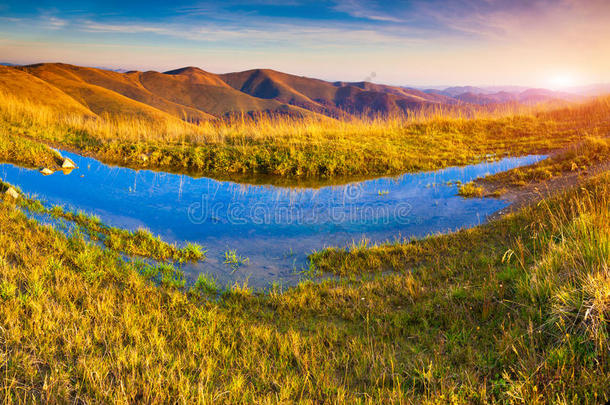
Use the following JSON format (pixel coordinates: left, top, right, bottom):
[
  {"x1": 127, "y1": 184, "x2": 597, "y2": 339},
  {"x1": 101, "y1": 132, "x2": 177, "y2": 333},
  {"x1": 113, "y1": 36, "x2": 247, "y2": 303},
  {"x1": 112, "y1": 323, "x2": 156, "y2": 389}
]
[{"x1": 484, "y1": 155, "x2": 610, "y2": 220}]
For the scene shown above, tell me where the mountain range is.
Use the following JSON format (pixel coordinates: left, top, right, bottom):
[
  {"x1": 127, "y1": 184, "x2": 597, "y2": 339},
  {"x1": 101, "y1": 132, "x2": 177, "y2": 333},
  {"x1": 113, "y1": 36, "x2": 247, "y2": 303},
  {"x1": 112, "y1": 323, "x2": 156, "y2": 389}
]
[
  {"x1": 425, "y1": 86, "x2": 582, "y2": 105},
  {"x1": 0, "y1": 62, "x2": 601, "y2": 122}
]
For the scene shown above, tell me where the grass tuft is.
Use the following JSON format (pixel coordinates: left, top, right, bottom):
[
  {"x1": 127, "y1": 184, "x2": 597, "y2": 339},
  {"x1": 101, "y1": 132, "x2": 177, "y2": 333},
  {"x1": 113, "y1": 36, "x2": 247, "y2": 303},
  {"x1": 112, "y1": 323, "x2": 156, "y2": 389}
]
[{"x1": 458, "y1": 181, "x2": 485, "y2": 197}]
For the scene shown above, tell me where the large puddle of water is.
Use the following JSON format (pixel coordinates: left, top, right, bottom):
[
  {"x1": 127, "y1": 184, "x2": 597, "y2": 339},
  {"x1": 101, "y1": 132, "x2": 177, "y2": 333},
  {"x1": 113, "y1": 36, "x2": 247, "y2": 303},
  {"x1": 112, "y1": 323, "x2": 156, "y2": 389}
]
[{"x1": 0, "y1": 152, "x2": 545, "y2": 288}]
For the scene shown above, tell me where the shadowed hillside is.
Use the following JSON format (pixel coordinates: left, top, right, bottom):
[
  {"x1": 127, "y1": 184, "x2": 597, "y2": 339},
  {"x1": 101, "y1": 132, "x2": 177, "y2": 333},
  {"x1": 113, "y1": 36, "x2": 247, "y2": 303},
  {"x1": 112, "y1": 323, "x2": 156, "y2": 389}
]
[
  {"x1": 220, "y1": 68, "x2": 350, "y2": 117},
  {"x1": 335, "y1": 81, "x2": 456, "y2": 104},
  {"x1": 221, "y1": 69, "x2": 447, "y2": 116},
  {"x1": 161, "y1": 67, "x2": 307, "y2": 117}
]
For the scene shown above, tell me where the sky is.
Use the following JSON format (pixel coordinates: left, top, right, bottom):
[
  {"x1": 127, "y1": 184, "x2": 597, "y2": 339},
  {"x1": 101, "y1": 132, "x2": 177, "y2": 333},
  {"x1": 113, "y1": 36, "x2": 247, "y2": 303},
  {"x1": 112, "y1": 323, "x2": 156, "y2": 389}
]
[{"x1": 1, "y1": 0, "x2": 609, "y2": 87}]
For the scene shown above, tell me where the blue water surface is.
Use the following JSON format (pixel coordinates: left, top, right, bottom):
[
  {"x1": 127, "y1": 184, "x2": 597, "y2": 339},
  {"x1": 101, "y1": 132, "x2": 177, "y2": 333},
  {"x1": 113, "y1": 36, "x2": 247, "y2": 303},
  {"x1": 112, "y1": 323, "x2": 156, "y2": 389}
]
[{"x1": 0, "y1": 152, "x2": 546, "y2": 288}]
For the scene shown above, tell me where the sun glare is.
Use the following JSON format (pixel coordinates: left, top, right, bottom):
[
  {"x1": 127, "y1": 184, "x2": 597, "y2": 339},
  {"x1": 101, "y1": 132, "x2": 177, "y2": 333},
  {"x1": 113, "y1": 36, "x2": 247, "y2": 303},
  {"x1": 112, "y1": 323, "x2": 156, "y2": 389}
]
[{"x1": 547, "y1": 73, "x2": 578, "y2": 90}]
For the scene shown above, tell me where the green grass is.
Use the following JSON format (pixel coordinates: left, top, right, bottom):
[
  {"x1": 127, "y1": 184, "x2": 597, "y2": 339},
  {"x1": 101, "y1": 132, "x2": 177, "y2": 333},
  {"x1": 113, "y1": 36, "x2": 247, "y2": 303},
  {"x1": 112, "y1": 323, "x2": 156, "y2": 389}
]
[
  {"x1": 3, "y1": 92, "x2": 609, "y2": 181},
  {"x1": 0, "y1": 132, "x2": 61, "y2": 169},
  {"x1": 223, "y1": 249, "x2": 250, "y2": 270},
  {"x1": 458, "y1": 181, "x2": 485, "y2": 197},
  {"x1": 2, "y1": 92, "x2": 610, "y2": 402},
  {"x1": 481, "y1": 136, "x2": 610, "y2": 190},
  {"x1": 193, "y1": 273, "x2": 219, "y2": 296},
  {"x1": 18, "y1": 197, "x2": 206, "y2": 263},
  {"x1": 0, "y1": 167, "x2": 608, "y2": 402}
]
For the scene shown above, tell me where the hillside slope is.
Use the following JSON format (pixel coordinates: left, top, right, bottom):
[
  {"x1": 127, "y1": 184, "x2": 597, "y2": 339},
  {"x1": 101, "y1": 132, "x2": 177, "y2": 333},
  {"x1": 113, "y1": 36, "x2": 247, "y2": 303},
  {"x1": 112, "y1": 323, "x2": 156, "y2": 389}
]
[
  {"x1": 335, "y1": 81, "x2": 455, "y2": 104},
  {"x1": 221, "y1": 69, "x2": 443, "y2": 116},
  {"x1": 159, "y1": 67, "x2": 307, "y2": 117},
  {"x1": 0, "y1": 66, "x2": 96, "y2": 116},
  {"x1": 19, "y1": 63, "x2": 205, "y2": 123},
  {"x1": 220, "y1": 69, "x2": 348, "y2": 117},
  {"x1": 3, "y1": 63, "x2": 584, "y2": 121},
  {"x1": 17, "y1": 64, "x2": 308, "y2": 121}
]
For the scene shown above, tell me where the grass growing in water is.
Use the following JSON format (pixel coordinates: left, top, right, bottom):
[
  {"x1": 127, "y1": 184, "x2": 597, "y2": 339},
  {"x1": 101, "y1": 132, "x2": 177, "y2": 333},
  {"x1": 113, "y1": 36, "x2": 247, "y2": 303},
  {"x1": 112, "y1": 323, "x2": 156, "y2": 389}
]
[
  {"x1": 18, "y1": 197, "x2": 206, "y2": 263},
  {"x1": 2, "y1": 90, "x2": 610, "y2": 402},
  {"x1": 224, "y1": 249, "x2": 250, "y2": 270},
  {"x1": 139, "y1": 261, "x2": 187, "y2": 289},
  {"x1": 458, "y1": 181, "x2": 485, "y2": 197},
  {"x1": 193, "y1": 273, "x2": 219, "y2": 296}
]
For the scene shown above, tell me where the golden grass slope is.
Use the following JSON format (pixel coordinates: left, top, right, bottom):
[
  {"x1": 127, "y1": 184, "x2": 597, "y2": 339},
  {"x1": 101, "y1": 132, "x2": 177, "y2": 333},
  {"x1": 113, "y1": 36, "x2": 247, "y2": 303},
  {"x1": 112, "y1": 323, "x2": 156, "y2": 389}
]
[
  {"x1": 3, "y1": 62, "x2": 588, "y2": 124},
  {"x1": 220, "y1": 68, "x2": 342, "y2": 114},
  {"x1": 157, "y1": 67, "x2": 309, "y2": 117},
  {"x1": 0, "y1": 165, "x2": 609, "y2": 402},
  {"x1": 16, "y1": 63, "x2": 310, "y2": 120},
  {"x1": 19, "y1": 63, "x2": 215, "y2": 122},
  {"x1": 3, "y1": 82, "x2": 610, "y2": 180},
  {"x1": 0, "y1": 66, "x2": 95, "y2": 116}
]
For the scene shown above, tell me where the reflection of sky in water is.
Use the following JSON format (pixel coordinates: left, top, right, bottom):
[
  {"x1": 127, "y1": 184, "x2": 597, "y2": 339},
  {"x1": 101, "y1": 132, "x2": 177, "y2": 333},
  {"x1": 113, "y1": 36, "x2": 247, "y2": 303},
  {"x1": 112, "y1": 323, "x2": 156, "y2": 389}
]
[{"x1": 0, "y1": 152, "x2": 546, "y2": 288}]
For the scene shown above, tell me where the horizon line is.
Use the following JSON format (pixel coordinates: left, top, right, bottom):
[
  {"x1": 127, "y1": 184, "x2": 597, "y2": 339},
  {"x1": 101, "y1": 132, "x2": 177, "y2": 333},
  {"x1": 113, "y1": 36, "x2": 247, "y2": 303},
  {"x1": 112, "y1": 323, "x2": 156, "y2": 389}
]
[{"x1": 2, "y1": 60, "x2": 609, "y2": 91}]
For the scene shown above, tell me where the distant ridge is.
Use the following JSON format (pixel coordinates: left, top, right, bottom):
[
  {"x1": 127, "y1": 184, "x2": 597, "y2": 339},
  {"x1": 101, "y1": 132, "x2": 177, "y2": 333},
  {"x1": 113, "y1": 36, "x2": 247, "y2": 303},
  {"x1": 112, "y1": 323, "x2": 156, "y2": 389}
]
[
  {"x1": 0, "y1": 62, "x2": 588, "y2": 123},
  {"x1": 220, "y1": 69, "x2": 449, "y2": 117}
]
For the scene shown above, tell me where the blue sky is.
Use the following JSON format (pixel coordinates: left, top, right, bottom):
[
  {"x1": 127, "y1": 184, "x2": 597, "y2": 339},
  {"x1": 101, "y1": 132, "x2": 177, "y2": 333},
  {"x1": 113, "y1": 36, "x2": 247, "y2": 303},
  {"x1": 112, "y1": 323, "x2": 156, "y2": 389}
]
[{"x1": 1, "y1": 0, "x2": 609, "y2": 87}]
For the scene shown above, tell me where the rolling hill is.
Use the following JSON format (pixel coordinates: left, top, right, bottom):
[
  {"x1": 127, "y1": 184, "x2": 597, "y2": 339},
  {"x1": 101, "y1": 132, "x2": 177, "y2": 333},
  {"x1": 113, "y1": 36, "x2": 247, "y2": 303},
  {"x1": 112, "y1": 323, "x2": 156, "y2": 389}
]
[
  {"x1": 158, "y1": 67, "x2": 303, "y2": 117},
  {"x1": 220, "y1": 69, "x2": 449, "y2": 116},
  {"x1": 426, "y1": 86, "x2": 583, "y2": 106},
  {"x1": 0, "y1": 66, "x2": 95, "y2": 116},
  {"x1": 450, "y1": 88, "x2": 582, "y2": 105},
  {"x1": 0, "y1": 62, "x2": 587, "y2": 123},
  {"x1": 18, "y1": 64, "x2": 310, "y2": 121},
  {"x1": 220, "y1": 69, "x2": 354, "y2": 117},
  {"x1": 18, "y1": 63, "x2": 209, "y2": 123}
]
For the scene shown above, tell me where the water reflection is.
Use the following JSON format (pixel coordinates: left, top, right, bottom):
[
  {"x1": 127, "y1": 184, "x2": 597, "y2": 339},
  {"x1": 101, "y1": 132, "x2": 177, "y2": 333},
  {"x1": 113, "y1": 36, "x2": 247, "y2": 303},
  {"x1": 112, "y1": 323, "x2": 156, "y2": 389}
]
[{"x1": 0, "y1": 152, "x2": 546, "y2": 288}]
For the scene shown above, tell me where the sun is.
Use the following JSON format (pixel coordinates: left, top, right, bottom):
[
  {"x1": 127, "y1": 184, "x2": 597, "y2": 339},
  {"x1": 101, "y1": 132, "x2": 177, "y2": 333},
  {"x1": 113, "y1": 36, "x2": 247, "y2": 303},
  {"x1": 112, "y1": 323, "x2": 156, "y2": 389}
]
[{"x1": 547, "y1": 73, "x2": 578, "y2": 90}]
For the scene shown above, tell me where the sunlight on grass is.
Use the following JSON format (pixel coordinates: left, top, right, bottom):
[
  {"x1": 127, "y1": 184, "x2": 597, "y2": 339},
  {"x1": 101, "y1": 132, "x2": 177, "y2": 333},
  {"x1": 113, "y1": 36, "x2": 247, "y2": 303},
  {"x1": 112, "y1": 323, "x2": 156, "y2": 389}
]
[
  {"x1": 1, "y1": 90, "x2": 610, "y2": 402},
  {"x1": 3, "y1": 91, "x2": 608, "y2": 179},
  {"x1": 0, "y1": 172, "x2": 608, "y2": 402}
]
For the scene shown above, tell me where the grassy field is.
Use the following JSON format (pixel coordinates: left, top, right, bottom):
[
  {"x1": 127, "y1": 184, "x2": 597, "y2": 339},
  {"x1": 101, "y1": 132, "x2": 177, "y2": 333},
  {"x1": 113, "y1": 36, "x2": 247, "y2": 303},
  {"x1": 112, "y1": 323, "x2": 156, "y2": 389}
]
[
  {"x1": 1, "y1": 92, "x2": 610, "y2": 402},
  {"x1": 2, "y1": 91, "x2": 609, "y2": 180},
  {"x1": 0, "y1": 131, "x2": 62, "y2": 169},
  {"x1": 17, "y1": 197, "x2": 206, "y2": 264},
  {"x1": 479, "y1": 136, "x2": 610, "y2": 190},
  {"x1": 0, "y1": 167, "x2": 608, "y2": 402}
]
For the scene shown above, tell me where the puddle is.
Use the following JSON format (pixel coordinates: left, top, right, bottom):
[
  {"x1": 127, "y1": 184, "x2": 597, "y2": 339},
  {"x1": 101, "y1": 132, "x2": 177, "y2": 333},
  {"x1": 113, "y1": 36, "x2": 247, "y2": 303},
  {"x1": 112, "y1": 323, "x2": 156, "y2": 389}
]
[{"x1": 0, "y1": 152, "x2": 546, "y2": 288}]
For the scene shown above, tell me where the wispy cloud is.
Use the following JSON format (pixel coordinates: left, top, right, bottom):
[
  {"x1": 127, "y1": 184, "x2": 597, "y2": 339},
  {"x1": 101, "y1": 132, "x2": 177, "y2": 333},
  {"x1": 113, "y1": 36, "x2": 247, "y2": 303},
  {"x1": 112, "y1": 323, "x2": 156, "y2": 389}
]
[
  {"x1": 331, "y1": 0, "x2": 610, "y2": 42},
  {"x1": 4, "y1": 0, "x2": 610, "y2": 50},
  {"x1": 77, "y1": 18, "x2": 430, "y2": 48},
  {"x1": 332, "y1": 0, "x2": 405, "y2": 23},
  {"x1": 81, "y1": 21, "x2": 174, "y2": 35},
  {"x1": 43, "y1": 16, "x2": 68, "y2": 29},
  {"x1": 1, "y1": 0, "x2": 609, "y2": 85},
  {"x1": 408, "y1": 0, "x2": 610, "y2": 42},
  {"x1": 0, "y1": 16, "x2": 23, "y2": 23}
]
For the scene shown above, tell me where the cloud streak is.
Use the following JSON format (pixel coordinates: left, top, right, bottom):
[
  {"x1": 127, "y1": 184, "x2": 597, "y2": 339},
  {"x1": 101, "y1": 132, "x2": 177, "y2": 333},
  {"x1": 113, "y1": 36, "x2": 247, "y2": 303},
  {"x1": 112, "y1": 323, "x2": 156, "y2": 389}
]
[{"x1": 2, "y1": 12, "x2": 439, "y2": 48}]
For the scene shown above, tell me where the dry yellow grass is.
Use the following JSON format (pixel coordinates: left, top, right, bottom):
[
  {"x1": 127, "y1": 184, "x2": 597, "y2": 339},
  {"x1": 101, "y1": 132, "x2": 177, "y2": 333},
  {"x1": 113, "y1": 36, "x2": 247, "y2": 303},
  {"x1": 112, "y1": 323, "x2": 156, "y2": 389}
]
[
  {"x1": 1, "y1": 83, "x2": 609, "y2": 402},
  {"x1": 3, "y1": 90, "x2": 606, "y2": 180},
  {"x1": 1, "y1": 167, "x2": 609, "y2": 403}
]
